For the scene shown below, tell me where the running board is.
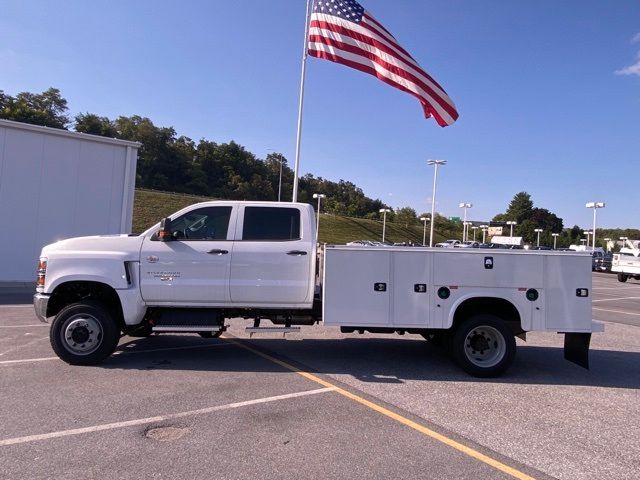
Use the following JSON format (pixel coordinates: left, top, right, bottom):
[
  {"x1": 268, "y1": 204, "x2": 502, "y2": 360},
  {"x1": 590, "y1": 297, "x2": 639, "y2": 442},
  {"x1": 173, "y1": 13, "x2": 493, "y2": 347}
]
[
  {"x1": 152, "y1": 325, "x2": 225, "y2": 333},
  {"x1": 245, "y1": 326, "x2": 300, "y2": 338}
]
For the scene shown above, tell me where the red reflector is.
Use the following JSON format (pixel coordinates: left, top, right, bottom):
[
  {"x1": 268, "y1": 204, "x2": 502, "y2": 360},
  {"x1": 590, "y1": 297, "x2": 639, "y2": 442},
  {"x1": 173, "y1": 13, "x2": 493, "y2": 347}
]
[
  {"x1": 518, "y1": 288, "x2": 527, "y2": 291},
  {"x1": 449, "y1": 285, "x2": 458, "y2": 290}
]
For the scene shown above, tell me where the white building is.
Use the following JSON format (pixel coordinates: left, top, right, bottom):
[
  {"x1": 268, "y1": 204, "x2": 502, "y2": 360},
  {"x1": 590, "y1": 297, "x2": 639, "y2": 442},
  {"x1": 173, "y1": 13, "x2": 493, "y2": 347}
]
[{"x1": 0, "y1": 119, "x2": 140, "y2": 284}]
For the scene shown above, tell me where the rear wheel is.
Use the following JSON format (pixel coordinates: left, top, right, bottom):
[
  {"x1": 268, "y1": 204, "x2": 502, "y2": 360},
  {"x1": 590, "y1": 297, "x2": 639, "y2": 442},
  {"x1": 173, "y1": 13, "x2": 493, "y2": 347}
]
[
  {"x1": 50, "y1": 301, "x2": 120, "y2": 365},
  {"x1": 618, "y1": 273, "x2": 628, "y2": 283},
  {"x1": 451, "y1": 315, "x2": 516, "y2": 377}
]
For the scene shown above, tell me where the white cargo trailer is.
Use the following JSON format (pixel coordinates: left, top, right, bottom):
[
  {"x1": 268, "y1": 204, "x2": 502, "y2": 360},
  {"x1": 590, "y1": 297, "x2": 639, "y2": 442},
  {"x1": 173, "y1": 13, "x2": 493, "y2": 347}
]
[{"x1": 0, "y1": 119, "x2": 139, "y2": 284}]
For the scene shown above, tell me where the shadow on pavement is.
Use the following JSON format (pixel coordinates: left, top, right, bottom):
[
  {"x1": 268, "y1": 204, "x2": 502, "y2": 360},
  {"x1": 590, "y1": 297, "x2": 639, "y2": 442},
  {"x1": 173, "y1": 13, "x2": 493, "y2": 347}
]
[{"x1": 101, "y1": 335, "x2": 640, "y2": 390}]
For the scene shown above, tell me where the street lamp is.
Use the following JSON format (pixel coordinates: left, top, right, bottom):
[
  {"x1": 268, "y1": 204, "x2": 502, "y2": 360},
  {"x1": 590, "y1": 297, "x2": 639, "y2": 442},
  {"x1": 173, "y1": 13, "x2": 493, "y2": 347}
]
[
  {"x1": 419, "y1": 216, "x2": 430, "y2": 246},
  {"x1": 379, "y1": 208, "x2": 391, "y2": 243},
  {"x1": 463, "y1": 222, "x2": 472, "y2": 243},
  {"x1": 312, "y1": 193, "x2": 325, "y2": 242},
  {"x1": 459, "y1": 202, "x2": 472, "y2": 241},
  {"x1": 585, "y1": 202, "x2": 605, "y2": 251},
  {"x1": 603, "y1": 237, "x2": 611, "y2": 252},
  {"x1": 580, "y1": 238, "x2": 586, "y2": 245},
  {"x1": 471, "y1": 226, "x2": 478, "y2": 241},
  {"x1": 552, "y1": 232, "x2": 559, "y2": 249},
  {"x1": 506, "y1": 220, "x2": 517, "y2": 237},
  {"x1": 480, "y1": 224, "x2": 488, "y2": 244},
  {"x1": 427, "y1": 159, "x2": 446, "y2": 247},
  {"x1": 583, "y1": 231, "x2": 592, "y2": 249},
  {"x1": 620, "y1": 236, "x2": 628, "y2": 249},
  {"x1": 534, "y1": 228, "x2": 543, "y2": 247}
]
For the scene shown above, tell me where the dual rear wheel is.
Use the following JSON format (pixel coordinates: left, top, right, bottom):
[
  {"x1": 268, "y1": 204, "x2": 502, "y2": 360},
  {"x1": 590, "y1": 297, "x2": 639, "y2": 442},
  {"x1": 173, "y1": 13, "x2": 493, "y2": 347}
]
[{"x1": 424, "y1": 315, "x2": 516, "y2": 377}]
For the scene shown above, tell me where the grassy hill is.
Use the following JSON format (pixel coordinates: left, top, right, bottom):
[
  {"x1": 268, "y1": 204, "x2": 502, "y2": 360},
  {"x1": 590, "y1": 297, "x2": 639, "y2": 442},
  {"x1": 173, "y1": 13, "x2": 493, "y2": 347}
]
[{"x1": 133, "y1": 189, "x2": 459, "y2": 245}]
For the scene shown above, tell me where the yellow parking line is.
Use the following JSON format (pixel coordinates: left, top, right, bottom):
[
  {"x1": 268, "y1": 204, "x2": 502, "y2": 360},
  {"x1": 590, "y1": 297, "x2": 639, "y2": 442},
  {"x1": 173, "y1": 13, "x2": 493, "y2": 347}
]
[{"x1": 225, "y1": 338, "x2": 535, "y2": 480}]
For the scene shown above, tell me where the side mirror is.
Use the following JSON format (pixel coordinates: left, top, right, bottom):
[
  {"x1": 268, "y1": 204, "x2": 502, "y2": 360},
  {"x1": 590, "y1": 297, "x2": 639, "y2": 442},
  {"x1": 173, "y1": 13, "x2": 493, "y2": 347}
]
[{"x1": 158, "y1": 218, "x2": 173, "y2": 242}]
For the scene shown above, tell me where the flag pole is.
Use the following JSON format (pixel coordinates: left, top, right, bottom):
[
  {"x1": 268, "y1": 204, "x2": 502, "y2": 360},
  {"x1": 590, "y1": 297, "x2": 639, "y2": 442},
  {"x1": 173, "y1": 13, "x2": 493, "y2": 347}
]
[{"x1": 292, "y1": 0, "x2": 312, "y2": 202}]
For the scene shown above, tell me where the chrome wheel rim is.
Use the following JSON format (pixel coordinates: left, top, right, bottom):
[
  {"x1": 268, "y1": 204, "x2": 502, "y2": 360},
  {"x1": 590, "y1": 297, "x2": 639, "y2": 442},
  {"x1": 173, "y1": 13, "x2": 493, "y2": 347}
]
[
  {"x1": 61, "y1": 314, "x2": 103, "y2": 355},
  {"x1": 463, "y1": 326, "x2": 505, "y2": 368}
]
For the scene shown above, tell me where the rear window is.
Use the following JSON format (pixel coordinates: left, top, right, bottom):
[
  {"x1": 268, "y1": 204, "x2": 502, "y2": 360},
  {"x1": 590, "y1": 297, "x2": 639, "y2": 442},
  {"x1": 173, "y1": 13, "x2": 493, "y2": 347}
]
[{"x1": 242, "y1": 207, "x2": 301, "y2": 241}]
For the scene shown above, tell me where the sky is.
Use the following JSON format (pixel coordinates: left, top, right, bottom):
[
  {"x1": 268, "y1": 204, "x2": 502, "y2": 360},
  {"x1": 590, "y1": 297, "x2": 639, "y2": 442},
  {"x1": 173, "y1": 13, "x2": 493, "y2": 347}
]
[{"x1": 1, "y1": 0, "x2": 638, "y2": 228}]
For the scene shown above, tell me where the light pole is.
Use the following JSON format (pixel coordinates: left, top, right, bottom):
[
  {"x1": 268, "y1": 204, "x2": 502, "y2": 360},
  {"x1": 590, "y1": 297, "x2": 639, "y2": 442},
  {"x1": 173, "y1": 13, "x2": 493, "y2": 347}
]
[
  {"x1": 620, "y1": 236, "x2": 628, "y2": 250},
  {"x1": 506, "y1": 220, "x2": 517, "y2": 237},
  {"x1": 312, "y1": 193, "x2": 325, "y2": 241},
  {"x1": 463, "y1": 222, "x2": 472, "y2": 243},
  {"x1": 552, "y1": 233, "x2": 559, "y2": 249},
  {"x1": 427, "y1": 159, "x2": 446, "y2": 247},
  {"x1": 534, "y1": 228, "x2": 543, "y2": 247},
  {"x1": 471, "y1": 226, "x2": 478, "y2": 241},
  {"x1": 480, "y1": 225, "x2": 488, "y2": 243},
  {"x1": 379, "y1": 208, "x2": 391, "y2": 243},
  {"x1": 459, "y1": 202, "x2": 472, "y2": 241},
  {"x1": 586, "y1": 202, "x2": 605, "y2": 250},
  {"x1": 583, "y1": 231, "x2": 592, "y2": 249},
  {"x1": 603, "y1": 237, "x2": 611, "y2": 252},
  {"x1": 419, "y1": 216, "x2": 430, "y2": 246},
  {"x1": 580, "y1": 238, "x2": 586, "y2": 246}
]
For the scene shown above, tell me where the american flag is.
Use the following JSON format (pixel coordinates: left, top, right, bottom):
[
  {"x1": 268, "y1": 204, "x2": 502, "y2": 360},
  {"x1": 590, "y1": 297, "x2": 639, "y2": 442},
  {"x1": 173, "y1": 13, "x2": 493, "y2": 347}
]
[{"x1": 308, "y1": 0, "x2": 459, "y2": 127}]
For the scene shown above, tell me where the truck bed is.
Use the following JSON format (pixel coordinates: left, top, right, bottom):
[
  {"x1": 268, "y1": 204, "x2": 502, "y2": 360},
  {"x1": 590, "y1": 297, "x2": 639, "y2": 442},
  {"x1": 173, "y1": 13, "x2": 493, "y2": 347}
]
[{"x1": 323, "y1": 246, "x2": 595, "y2": 333}]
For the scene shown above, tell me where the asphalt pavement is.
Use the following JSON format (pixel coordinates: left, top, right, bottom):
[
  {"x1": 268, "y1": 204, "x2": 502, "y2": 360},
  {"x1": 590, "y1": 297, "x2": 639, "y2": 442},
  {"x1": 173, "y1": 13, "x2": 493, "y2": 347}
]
[{"x1": 1, "y1": 272, "x2": 638, "y2": 479}]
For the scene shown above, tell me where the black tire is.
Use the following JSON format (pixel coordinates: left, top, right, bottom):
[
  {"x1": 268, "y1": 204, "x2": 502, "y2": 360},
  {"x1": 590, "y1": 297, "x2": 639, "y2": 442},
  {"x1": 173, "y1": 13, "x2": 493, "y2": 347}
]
[
  {"x1": 634, "y1": 275, "x2": 640, "y2": 281},
  {"x1": 451, "y1": 315, "x2": 516, "y2": 378},
  {"x1": 618, "y1": 273, "x2": 628, "y2": 283},
  {"x1": 198, "y1": 330, "x2": 223, "y2": 339},
  {"x1": 50, "y1": 301, "x2": 120, "y2": 365}
]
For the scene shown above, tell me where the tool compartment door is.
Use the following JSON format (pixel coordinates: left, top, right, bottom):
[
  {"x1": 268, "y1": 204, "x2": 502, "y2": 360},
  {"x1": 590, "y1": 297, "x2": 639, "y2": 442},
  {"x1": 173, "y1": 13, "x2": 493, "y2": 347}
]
[
  {"x1": 390, "y1": 251, "x2": 432, "y2": 327},
  {"x1": 323, "y1": 248, "x2": 390, "y2": 326}
]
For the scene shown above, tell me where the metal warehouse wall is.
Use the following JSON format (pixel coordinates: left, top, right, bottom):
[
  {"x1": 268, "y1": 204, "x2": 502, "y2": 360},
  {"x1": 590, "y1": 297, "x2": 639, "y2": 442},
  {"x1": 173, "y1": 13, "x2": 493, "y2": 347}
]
[{"x1": 0, "y1": 119, "x2": 139, "y2": 283}]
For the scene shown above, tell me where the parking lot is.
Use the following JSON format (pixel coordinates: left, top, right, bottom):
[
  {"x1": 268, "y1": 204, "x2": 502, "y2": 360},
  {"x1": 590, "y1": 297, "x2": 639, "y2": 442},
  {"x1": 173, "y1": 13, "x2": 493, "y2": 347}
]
[{"x1": 1, "y1": 272, "x2": 639, "y2": 480}]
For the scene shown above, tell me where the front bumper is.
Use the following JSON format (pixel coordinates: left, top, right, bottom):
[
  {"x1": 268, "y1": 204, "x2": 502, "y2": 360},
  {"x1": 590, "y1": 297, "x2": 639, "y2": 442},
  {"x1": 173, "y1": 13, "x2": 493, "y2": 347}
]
[{"x1": 33, "y1": 293, "x2": 50, "y2": 323}]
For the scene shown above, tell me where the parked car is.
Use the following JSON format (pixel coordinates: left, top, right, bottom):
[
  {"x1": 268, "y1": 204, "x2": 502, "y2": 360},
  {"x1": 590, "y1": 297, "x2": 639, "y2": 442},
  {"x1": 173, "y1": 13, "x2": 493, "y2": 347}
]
[
  {"x1": 592, "y1": 251, "x2": 612, "y2": 272},
  {"x1": 435, "y1": 239, "x2": 461, "y2": 248},
  {"x1": 455, "y1": 241, "x2": 480, "y2": 248}
]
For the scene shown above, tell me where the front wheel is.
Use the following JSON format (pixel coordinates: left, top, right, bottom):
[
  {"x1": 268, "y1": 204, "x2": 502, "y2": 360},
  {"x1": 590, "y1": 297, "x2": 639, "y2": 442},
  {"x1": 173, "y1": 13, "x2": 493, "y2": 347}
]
[
  {"x1": 451, "y1": 315, "x2": 516, "y2": 378},
  {"x1": 617, "y1": 273, "x2": 628, "y2": 283},
  {"x1": 50, "y1": 301, "x2": 120, "y2": 365}
]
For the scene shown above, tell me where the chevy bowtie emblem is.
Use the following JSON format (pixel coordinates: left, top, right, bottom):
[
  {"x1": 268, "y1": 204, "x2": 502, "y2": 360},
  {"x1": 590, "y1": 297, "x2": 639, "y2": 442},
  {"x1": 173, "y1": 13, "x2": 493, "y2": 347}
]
[{"x1": 147, "y1": 255, "x2": 159, "y2": 263}]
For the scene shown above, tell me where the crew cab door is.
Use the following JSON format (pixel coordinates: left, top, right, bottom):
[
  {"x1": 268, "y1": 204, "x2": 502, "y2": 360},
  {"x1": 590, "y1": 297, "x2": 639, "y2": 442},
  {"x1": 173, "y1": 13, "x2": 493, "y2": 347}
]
[
  {"x1": 230, "y1": 205, "x2": 311, "y2": 304},
  {"x1": 140, "y1": 206, "x2": 235, "y2": 304}
]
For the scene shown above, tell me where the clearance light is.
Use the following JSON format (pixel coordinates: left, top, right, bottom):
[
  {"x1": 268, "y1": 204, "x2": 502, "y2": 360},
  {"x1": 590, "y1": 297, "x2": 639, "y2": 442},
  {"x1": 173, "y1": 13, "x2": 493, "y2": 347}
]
[
  {"x1": 525, "y1": 289, "x2": 539, "y2": 301},
  {"x1": 437, "y1": 287, "x2": 450, "y2": 299}
]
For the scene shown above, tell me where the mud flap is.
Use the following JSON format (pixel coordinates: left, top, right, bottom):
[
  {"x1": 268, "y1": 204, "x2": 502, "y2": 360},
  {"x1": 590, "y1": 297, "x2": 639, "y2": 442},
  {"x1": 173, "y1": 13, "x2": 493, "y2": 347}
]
[{"x1": 564, "y1": 333, "x2": 591, "y2": 369}]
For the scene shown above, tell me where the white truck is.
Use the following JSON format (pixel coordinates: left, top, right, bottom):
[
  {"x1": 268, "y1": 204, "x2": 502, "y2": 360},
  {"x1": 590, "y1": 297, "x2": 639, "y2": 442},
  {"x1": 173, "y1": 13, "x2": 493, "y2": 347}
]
[
  {"x1": 612, "y1": 240, "x2": 640, "y2": 282},
  {"x1": 34, "y1": 201, "x2": 602, "y2": 377}
]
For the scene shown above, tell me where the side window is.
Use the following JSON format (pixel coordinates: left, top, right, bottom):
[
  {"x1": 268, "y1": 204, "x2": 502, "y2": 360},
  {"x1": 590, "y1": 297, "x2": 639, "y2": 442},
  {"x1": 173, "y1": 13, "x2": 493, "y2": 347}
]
[
  {"x1": 170, "y1": 206, "x2": 232, "y2": 241},
  {"x1": 242, "y1": 207, "x2": 300, "y2": 241}
]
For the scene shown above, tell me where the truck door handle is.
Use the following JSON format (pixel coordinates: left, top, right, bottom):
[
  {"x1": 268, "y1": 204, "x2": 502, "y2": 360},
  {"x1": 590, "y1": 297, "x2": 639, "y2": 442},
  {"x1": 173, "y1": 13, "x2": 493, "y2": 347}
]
[
  {"x1": 207, "y1": 249, "x2": 228, "y2": 255},
  {"x1": 287, "y1": 250, "x2": 307, "y2": 256}
]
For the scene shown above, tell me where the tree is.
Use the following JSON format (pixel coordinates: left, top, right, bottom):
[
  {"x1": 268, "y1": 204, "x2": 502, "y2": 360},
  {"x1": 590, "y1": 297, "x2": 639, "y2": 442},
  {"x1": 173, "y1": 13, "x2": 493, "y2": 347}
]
[
  {"x1": 0, "y1": 88, "x2": 69, "y2": 128},
  {"x1": 395, "y1": 207, "x2": 418, "y2": 227},
  {"x1": 75, "y1": 113, "x2": 118, "y2": 137},
  {"x1": 504, "y1": 192, "x2": 533, "y2": 224}
]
